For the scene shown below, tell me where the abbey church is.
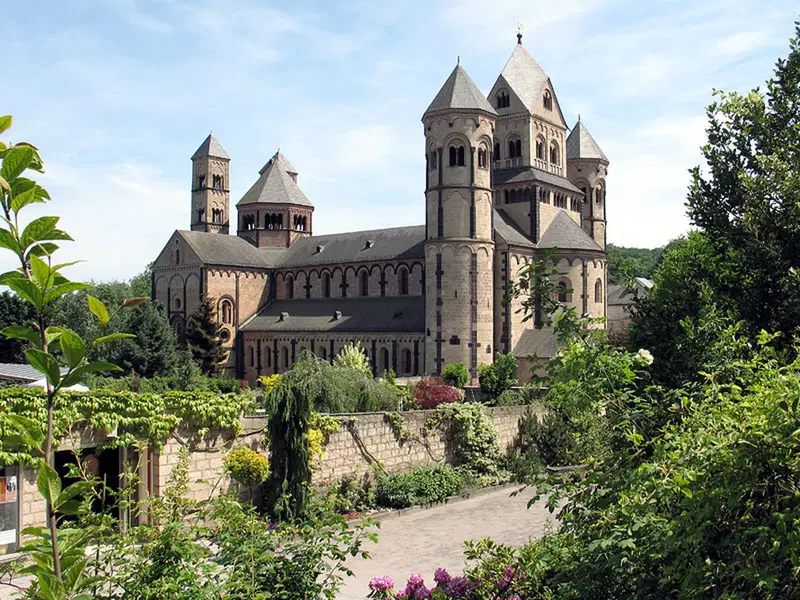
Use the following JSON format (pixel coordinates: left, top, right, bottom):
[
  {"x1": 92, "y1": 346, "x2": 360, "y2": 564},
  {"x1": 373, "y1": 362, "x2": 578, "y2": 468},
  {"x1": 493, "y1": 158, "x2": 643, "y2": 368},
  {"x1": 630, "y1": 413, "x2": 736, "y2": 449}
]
[{"x1": 152, "y1": 36, "x2": 609, "y2": 384}]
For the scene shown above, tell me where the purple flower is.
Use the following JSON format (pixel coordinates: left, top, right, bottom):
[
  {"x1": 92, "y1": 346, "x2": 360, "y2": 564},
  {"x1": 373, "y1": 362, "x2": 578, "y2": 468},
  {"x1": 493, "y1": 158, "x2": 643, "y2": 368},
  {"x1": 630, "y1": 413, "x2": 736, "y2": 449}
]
[
  {"x1": 446, "y1": 575, "x2": 473, "y2": 597},
  {"x1": 406, "y1": 573, "x2": 425, "y2": 590},
  {"x1": 434, "y1": 568, "x2": 452, "y2": 585},
  {"x1": 369, "y1": 575, "x2": 395, "y2": 592},
  {"x1": 497, "y1": 566, "x2": 516, "y2": 590}
]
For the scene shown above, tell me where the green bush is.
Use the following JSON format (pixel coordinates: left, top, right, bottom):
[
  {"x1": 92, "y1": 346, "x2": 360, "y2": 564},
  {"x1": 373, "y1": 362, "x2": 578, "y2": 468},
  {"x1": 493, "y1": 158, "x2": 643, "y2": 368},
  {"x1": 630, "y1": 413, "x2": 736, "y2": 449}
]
[
  {"x1": 223, "y1": 447, "x2": 270, "y2": 487},
  {"x1": 441, "y1": 362, "x2": 469, "y2": 389},
  {"x1": 87, "y1": 373, "x2": 245, "y2": 394},
  {"x1": 375, "y1": 465, "x2": 467, "y2": 508},
  {"x1": 430, "y1": 403, "x2": 504, "y2": 476},
  {"x1": 329, "y1": 472, "x2": 376, "y2": 514},
  {"x1": 495, "y1": 389, "x2": 523, "y2": 406},
  {"x1": 478, "y1": 352, "x2": 518, "y2": 399}
]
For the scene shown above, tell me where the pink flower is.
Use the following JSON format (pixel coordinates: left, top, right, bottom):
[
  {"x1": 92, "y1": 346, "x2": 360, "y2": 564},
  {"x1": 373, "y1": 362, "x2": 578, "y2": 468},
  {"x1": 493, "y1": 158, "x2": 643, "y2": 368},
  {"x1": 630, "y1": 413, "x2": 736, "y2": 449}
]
[
  {"x1": 434, "y1": 567, "x2": 452, "y2": 585},
  {"x1": 369, "y1": 575, "x2": 395, "y2": 592},
  {"x1": 406, "y1": 573, "x2": 425, "y2": 591}
]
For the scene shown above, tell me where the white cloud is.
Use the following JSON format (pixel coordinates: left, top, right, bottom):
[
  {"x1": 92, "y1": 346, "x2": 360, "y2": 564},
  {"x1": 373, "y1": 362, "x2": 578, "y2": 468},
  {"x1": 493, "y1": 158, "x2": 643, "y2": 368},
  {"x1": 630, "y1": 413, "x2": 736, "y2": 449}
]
[{"x1": 711, "y1": 30, "x2": 768, "y2": 57}]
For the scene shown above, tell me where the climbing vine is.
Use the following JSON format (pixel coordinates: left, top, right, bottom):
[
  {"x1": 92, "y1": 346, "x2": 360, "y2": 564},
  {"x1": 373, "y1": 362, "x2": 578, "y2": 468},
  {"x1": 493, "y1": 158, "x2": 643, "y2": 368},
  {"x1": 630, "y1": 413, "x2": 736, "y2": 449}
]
[
  {"x1": 0, "y1": 387, "x2": 256, "y2": 466},
  {"x1": 425, "y1": 403, "x2": 504, "y2": 477},
  {"x1": 307, "y1": 412, "x2": 341, "y2": 466}
]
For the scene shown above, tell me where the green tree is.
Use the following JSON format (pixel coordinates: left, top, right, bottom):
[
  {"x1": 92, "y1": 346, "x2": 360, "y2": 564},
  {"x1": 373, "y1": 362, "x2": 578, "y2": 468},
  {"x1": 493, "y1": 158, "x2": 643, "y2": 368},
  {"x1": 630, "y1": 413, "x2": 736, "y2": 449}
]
[
  {"x1": 333, "y1": 341, "x2": 372, "y2": 377},
  {"x1": 129, "y1": 264, "x2": 152, "y2": 298},
  {"x1": 606, "y1": 244, "x2": 664, "y2": 285},
  {"x1": 477, "y1": 352, "x2": 518, "y2": 399},
  {"x1": 441, "y1": 362, "x2": 469, "y2": 389},
  {"x1": 117, "y1": 299, "x2": 178, "y2": 377},
  {"x1": 0, "y1": 291, "x2": 32, "y2": 362},
  {"x1": 185, "y1": 297, "x2": 226, "y2": 376}
]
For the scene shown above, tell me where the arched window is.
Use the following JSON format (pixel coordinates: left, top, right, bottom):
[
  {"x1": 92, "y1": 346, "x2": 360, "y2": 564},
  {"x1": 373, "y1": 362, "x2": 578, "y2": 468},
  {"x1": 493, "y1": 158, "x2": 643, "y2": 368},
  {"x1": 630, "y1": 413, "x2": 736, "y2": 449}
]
[
  {"x1": 173, "y1": 318, "x2": 184, "y2": 341},
  {"x1": 457, "y1": 146, "x2": 465, "y2": 166},
  {"x1": 212, "y1": 208, "x2": 223, "y2": 223},
  {"x1": 220, "y1": 300, "x2": 233, "y2": 324},
  {"x1": 174, "y1": 249, "x2": 180, "y2": 265},
  {"x1": 220, "y1": 329, "x2": 230, "y2": 344},
  {"x1": 596, "y1": 186, "x2": 604, "y2": 205},
  {"x1": 430, "y1": 151, "x2": 438, "y2": 169},
  {"x1": 323, "y1": 273, "x2": 331, "y2": 298},
  {"x1": 265, "y1": 348, "x2": 271, "y2": 367},
  {"x1": 319, "y1": 346, "x2": 327, "y2": 361},
  {"x1": 212, "y1": 174, "x2": 223, "y2": 189},
  {"x1": 477, "y1": 147, "x2": 487, "y2": 169},
  {"x1": 496, "y1": 91, "x2": 510, "y2": 108},
  {"x1": 595, "y1": 279, "x2": 603, "y2": 303},
  {"x1": 557, "y1": 280, "x2": 571, "y2": 303},
  {"x1": 197, "y1": 175, "x2": 206, "y2": 189},
  {"x1": 173, "y1": 297, "x2": 181, "y2": 310},
  {"x1": 282, "y1": 347, "x2": 289, "y2": 369},
  {"x1": 286, "y1": 275, "x2": 294, "y2": 299},
  {"x1": 380, "y1": 348, "x2": 390, "y2": 374},
  {"x1": 449, "y1": 146, "x2": 457, "y2": 166},
  {"x1": 249, "y1": 346, "x2": 255, "y2": 368},
  {"x1": 493, "y1": 142, "x2": 500, "y2": 160},
  {"x1": 401, "y1": 348, "x2": 412, "y2": 375},
  {"x1": 399, "y1": 267, "x2": 409, "y2": 295},
  {"x1": 360, "y1": 270, "x2": 369, "y2": 296},
  {"x1": 543, "y1": 90, "x2": 553, "y2": 111},
  {"x1": 550, "y1": 142, "x2": 559, "y2": 164},
  {"x1": 535, "y1": 138, "x2": 545, "y2": 160}
]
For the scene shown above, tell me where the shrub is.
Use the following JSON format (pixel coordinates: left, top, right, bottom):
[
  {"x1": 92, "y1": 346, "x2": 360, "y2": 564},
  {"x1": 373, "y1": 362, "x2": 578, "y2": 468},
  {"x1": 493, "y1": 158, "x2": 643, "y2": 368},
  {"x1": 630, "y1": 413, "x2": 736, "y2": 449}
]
[
  {"x1": 223, "y1": 447, "x2": 270, "y2": 487},
  {"x1": 334, "y1": 342, "x2": 372, "y2": 377},
  {"x1": 329, "y1": 472, "x2": 376, "y2": 514},
  {"x1": 478, "y1": 353, "x2": 518, "y2": 399},
  {"x1": 411, "y1": 378, "x2": 462, "y2": 410},
  {"x1": 495, "y1": 389, "x2": 523, "y2": 406},
  {"x1": 375, "y1": 465, "x2": 466, "y2": 509},
  {"x1": 441, "y1": 363, "x2": 469, "y2": 389},
  {"x1": 431, "y1": 403, "x2": 503, "y2": 476}
]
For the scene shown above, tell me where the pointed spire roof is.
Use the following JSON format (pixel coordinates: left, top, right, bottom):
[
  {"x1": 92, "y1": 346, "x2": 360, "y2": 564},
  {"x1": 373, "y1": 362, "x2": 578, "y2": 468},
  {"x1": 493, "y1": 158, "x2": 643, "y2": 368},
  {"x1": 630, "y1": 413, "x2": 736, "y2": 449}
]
[
  {"x1": 423, "y1": 64, "x2": 497, "y2": 118},
  {"x1": 566, "y1": 120, "x2": 608, "y2": 162},
  {"x1": 237, "y1": 151, "x2": 312, "y2": 207},
  {"x1": 191, "y1": 133, "x2": 230, "y2": 160},
  {"x1": 498, "y1": 44, "x2": 550, "y2": 115}
]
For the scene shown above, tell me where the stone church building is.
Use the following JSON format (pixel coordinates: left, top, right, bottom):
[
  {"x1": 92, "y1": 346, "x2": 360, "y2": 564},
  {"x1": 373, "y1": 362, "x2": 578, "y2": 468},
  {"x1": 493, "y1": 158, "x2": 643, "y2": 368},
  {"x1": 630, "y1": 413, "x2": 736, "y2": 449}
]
[{"x1": 152, "y1": 37, "x2": 609, "y2": 384}]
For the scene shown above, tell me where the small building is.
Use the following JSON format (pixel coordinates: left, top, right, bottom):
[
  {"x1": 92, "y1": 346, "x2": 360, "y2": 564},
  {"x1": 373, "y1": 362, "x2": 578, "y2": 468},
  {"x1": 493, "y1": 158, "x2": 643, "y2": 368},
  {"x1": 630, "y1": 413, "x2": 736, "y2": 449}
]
[{"x1": 607, "y1": 277, "x2": 653, "y2": 341}]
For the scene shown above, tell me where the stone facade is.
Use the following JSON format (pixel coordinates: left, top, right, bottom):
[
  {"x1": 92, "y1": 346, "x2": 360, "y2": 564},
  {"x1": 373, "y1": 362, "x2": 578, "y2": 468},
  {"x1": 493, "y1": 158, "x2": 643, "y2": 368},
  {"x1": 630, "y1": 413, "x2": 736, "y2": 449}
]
[{"x1": 151, "y1": 37, "x2": 610, "y2": 384}]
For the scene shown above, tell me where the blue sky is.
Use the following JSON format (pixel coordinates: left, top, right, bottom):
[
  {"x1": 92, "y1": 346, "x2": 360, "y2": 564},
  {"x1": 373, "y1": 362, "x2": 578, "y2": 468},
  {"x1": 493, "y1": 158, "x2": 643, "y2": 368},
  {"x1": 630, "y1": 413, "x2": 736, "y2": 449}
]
[{"x1": 4, "y1": 0, "x2": 798, "y2": 282}]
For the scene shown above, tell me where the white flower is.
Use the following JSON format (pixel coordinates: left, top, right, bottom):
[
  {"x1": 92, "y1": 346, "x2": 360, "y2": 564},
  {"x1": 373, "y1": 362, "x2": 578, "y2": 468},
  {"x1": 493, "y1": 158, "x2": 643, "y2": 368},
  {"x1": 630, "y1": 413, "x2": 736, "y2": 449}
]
[
  {"x1": 636, "y1": 348, "x2": 654, "y2": 366},
  {"x1": 598, "y1": 405, "x2": 607, "y2": 417}
]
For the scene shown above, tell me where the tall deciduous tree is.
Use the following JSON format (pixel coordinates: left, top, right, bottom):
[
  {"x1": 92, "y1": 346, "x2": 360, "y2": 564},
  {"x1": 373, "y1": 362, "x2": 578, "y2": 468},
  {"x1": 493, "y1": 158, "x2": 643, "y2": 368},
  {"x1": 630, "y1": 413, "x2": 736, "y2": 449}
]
[
  {"x1": 185, "y1": 297, "x2": 226, "y2": 375},
  {"x1": 0, "y1": 291, "x2": 32, "y2": 362}
]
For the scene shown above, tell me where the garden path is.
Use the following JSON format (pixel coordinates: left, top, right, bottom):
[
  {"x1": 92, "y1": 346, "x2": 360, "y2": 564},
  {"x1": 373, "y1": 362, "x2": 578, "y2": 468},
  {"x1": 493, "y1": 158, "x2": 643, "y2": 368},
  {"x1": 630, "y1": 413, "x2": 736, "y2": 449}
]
[{"x1": 337, "y1": 484, "x2": 557, "y2": 599}]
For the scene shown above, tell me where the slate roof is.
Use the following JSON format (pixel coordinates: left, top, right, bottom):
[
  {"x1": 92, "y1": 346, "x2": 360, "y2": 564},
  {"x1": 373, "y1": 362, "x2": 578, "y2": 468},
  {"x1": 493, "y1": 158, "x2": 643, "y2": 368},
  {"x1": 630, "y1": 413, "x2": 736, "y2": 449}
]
[
  {"x1": 237, "y1": 151, "x2": 312, "y2": 207},
  {"x1": 493, "y1": 166, "x2": 581, "y2": 193},
  {"x1": 494, "y1": 209, "x2": 535, "y2": 248},
  {"x1": 176, "y1": 230, "x2": 278, "y2": 268},
  {"x1": 424, "y1": 65, "x2": 497, "y2": 118},
  {"x1": 191, "y1": 133, "x2": 229, "y2": 160},
  {"x1": 566, "y1": 121, "x2": 608, "y2": 162},
  {"x1": 0, "y1": 363, "x2": 68, "y2": 382},
  {"x1": 274, "y1": 225, "x2": 425, "y2": 268},
  {"x1": 498, "y1": 44, "x2": 549, "y2": 115},
  {"x1": 513, "y1": 328, "x2": 560, "y2": 359},
  {"x1": 537, "y1": 211, "x2": 602, "y2": 252},
  {"x1": 240, "y1": 296, "x2": 425, "y2": 333},
  {"x1": 608, "y1": 279, "x2": 653, "y2": 305}
]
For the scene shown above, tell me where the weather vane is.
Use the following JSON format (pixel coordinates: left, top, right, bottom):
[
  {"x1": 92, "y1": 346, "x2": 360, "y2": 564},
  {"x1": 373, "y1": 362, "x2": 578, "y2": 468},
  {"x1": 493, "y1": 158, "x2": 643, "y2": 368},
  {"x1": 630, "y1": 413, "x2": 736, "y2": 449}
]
[{"x1": 516, "y1": 22, "x2": 524, "y2": 45}]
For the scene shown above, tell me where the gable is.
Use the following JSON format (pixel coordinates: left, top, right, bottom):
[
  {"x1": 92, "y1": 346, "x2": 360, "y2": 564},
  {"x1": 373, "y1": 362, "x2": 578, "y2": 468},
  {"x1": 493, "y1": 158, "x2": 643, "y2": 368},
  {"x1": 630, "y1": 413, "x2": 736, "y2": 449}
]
[
  {"x1": 152, "y1": 231, "x2": 203, "y2": 269},
  {"x1": 488, "y1": 74, "x2": 529, "y2": 116}
]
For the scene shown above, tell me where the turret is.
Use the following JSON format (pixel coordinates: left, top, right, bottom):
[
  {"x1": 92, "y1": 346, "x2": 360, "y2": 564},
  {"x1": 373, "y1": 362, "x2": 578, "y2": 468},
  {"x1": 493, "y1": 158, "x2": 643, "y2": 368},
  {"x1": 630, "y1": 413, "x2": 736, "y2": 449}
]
[
  {"x1": 422, "y1": 62, "x2": 497, "y2": 378},
  {"x1": 566, "y1": 119, "x2": 609, "y2": 249},
  {"x1": 190, "y1": 133, "x2": 230, "y2": 234}
]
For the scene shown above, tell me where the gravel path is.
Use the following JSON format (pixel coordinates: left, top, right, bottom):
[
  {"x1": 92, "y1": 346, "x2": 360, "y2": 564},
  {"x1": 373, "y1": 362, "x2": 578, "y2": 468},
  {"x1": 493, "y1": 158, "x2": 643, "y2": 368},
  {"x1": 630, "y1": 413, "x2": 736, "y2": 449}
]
[{"x1": 337, "y1": 485, "x2": 557, "y2": 600}]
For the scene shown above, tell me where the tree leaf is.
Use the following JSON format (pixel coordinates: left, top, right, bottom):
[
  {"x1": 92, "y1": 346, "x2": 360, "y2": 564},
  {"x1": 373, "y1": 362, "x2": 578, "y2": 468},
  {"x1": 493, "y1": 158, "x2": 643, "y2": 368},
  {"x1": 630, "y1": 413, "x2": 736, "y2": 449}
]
[
  {"x1": 93, "y1": 332, "x2": 135, "y2": 346},
  {"x1": 28, "y1": 254, "x2": 51, "y2": 288},
  {"x1": 59, "y1": 328, "x2": 86, "y2": 369},
  {"x1": 87, "y1": 295, "x2": 110, "y2": 327},
  {"x1": 122, "y1": 297, "x2": 148, "y2": 307},
  {"x1": 0, "y1": 115, "x2": 11, "y2": 135},
  {"x1": 0, "y1": 228, "x2": 20, "y2": 254},
  {"x1": 37, "y1": 463, "x2": 62, "y2": 505},
  {"x1": 27, "y1": 242, "x2": 60, "y2": 259},
  {"x1": 61, "y1": 361, "x2": 121, "y2": 388},
  {"x1": 55, "y1": 481, "x2": 95, "y2": 509},
  {"x1": 43, "y1": 281, "x2": 92, "y2": 304},
  {"x1": 10, "y1": 186, "x2": 40, "y2": 213},
  {"x1": 1, "y1": 145, "x2": 34, "y2": 181},
  {"x1": 25, "y1": 348, "x2": 61, "y2": 387},
  {"x1": 20, "y1": 216, "x2": 70, "y2": 250},
  {"x1": 1, "y1": 324, "x2": 39, "y2": 345},
  {"x1": 6, "y1": 276, "x2": 43, "y2": 307},
  {"x1": 0, "y1": 174, "x2": 10, "y2": 194}
]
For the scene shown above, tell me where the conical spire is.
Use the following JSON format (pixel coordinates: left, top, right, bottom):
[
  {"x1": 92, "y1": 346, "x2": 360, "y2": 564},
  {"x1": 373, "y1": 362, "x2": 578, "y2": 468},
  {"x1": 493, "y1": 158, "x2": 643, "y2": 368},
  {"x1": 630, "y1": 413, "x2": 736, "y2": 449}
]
[
  {"x1": 423, "y1": 64, "x2": 497, "y2": 119},
  {"x1": 191, "y1": 133, "x2": 230, "y2": 160},
  {"x1": 566, "y1": 120, "x2": 608, "y2": 162},
  {"x1": 497, "y1": 44, "x2": 550, "y2": 115},
  {"x1": 237, "y1": 151, "x2": 311, "y2": 207}
]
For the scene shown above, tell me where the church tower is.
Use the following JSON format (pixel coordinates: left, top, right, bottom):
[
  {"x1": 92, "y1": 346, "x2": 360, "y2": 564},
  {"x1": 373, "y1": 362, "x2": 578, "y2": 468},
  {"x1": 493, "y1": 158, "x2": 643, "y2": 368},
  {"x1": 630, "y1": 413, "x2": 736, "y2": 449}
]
[
  {"x1": 566, "y1": 120, "x2": 609, "y2": 248},
  {"x1": 422, "y1": 63, "x2": 497, "y2": 378},
  {"x1": 190, "y1": 133, "x2": 230, "y2": 234}
]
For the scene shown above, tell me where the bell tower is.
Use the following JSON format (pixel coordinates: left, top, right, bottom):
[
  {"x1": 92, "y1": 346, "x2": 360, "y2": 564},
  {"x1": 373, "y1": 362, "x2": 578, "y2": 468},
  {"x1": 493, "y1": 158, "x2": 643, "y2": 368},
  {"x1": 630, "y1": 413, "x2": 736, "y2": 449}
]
[
  {"x1": 566, "y1": 119, "x2": 609, "y2": 248},
  {"x1": 191, "y1": 133, "x2": 230, "y2": 234},
  {"x1": 422, "y1": 63, "x2": 497, "y2": 378}
]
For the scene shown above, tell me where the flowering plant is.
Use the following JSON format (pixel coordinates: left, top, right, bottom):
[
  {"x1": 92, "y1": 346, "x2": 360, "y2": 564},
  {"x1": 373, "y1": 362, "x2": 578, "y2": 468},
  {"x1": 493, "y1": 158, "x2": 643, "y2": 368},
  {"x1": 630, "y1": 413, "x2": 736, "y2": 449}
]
[{"x1": 367, "y1": 567, "x2": 523, "y2": 599}]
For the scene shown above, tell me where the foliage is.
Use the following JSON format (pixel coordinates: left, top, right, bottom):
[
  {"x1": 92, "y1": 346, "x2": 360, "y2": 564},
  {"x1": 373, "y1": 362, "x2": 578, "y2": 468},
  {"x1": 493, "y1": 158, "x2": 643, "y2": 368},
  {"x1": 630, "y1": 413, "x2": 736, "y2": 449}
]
[
  {"x1": 258, "y1": 373, "x2": 280, "y2": 392},
  {"x1": 223, "y1": 447, "x2": 270, "y2": 487},
  {"x1": 86, "y1": 372, "x2": 244, "y2": 394},
  {"x1": 265, "y1": 373, "x2": 312, "y2": 521},
  {"x1": 375, "y1": 465, "x2": 468, "y2": 509},
  {"x1": 334, "y1": 341, "x2": 372, "y2": 378},
  {"x1": 0, "y1": 387, "x2": 253, "y2": 466},
  {"x1": 494, "y1": 389, "x2": 523, "y2": 406},
  {"x1": 440, "y1": 362, "x2": 469, "y2": 389},
  {"x1": 308, "y1": 412, "x2": 341, "y2": 466},
  {"x1": 606, "y1": 243, "x2": 663, "y2": 285},
  {"x1": 277, "y1": 351, "x2": 401, "y2": 414},
  {"x1": 428, "y1": 403, "x2": 503, "y2": 477},
  {"x1": 411, "y1": 377, "x2": 462, "y2": 409},
  {"x1": 0, "y1": 290, "x2": 33, "y2": 363},
  {"x1": 477, "y1": 353, "x2": 518, "y2": 399},
  {"x1": 328, "y1": 472, "x2": 376, "y2": 514},
  {"x1": 185, "y1": 297, "x2": 226, "y2": 376}
]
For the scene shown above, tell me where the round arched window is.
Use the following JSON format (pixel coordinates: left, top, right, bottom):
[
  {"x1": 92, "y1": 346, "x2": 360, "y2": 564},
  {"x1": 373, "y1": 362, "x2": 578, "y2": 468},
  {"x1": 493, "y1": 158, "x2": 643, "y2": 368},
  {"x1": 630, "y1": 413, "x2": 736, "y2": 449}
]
[
  {"x1": 173, "y1": 297, "x2": 182, "y2": 310},
  {"x1": 220, "y1": 329, "x2": 231, "y2": 343}
]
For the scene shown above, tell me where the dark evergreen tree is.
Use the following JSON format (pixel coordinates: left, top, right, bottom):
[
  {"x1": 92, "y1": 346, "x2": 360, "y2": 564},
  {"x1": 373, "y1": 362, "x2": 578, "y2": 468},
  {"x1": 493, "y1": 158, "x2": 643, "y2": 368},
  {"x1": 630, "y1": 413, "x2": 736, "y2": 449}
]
[
  {"x1": 118, "y1": 300, "x2": 178, "y2": 377},
  {"x1": 0, "y1": 291, "x2": 33, "y2": 362},
  {"x1": 265, "y1": 377, "x2": 311, "y2": 521},
  {"x1": 185, "y1": 297, "x2": 226, "y2": 375}
]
